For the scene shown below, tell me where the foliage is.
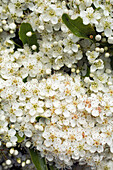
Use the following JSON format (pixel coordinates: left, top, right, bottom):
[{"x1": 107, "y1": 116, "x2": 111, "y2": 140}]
[
  {"x1": 19, "y1": 23, "x2": 39, "y2": 52},
  {"x1": 62, "y1": 13, "x2": 96, "y2": 39},
  {"x1": 29, "y1": 148, "x2": 48, "y2": 170}
]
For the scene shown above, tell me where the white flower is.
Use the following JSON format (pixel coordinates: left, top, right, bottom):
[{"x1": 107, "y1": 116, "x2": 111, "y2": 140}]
[
  {"x1": 86, "y1": 51, "x2": 99, "y2": 63},
  {"x1": 63, "y1": 34, "x2": 79, "y2": 53},
  {"x1": 90, "y1": 81, "x2": 99, "y2": 92},
  {"x1": 90, "y1": 59, "x2": 104, "y2": 72},
  {"x1": 8, "y1": 3, "x2": 23, "y2": 17},
  {"x1": 93, "y1": 71, "x2": 108, "y2": 84},
  {"x1": 41, "y1": 4, "x2": 62, "y2": 25},
  {"x1": 80, "y1": 7, "x2": 101, "y2": 25},
  {"x1": 101, "y1": 3, "x2": 112, "y2": 17},
  {"x1": 1, "y1": 1, "x2": 113, "y2": 169},
  {"x1": 96, "y1": 17, "x2": 113, "y2": 37}
]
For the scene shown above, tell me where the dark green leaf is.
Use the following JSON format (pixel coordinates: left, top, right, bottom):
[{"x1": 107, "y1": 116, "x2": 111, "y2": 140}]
[
  {"x1": 62, "y1": 14, "x2": 96, "y2": 39},
  {"x1": 36, "y1": 116, "x2": 50, "y2": 122},
  {"x1": 16, "y1": 133, "x2": 25, "y2": 143},
  {"x1": 29, "y1": 148, "x2": 48, "y2": 170},
  {"x1": 86, "y1": 66, "x2": 90, "y2": 77},
  {"x1": 19, "y1": 23, "x2": 39, "y2": 52}
]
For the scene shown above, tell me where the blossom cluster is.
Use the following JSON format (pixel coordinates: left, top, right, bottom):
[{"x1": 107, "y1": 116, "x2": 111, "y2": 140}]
[{"x1": 0, "y1": 0, "x2": 113, "y2": 170}]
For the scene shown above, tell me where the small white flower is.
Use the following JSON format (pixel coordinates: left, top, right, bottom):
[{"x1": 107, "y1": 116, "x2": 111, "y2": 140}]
[
  {"x1": 86, "y1": 51, "x2": 99, "y2": 63},
  {"x1": 90, "y1": 59, "x2": 104, "y2": 72},
  {"x1": 80, "y1": 7, "x2": 101, "y2": 25}
]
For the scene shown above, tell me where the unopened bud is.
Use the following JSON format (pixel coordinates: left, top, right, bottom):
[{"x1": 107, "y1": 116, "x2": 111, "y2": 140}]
[
  {"x1": 32, "y1": 45, "x2": 37, "y2": 50},
  {"x1": 95, "y1": 34, "x2": 101, "y2": 41},
  {"x1": 89, "y1": 35, "x2": 93, "y2": 39},
  {"x1": 71, "y1": 68, "x2": 75, "y2": 72},
  {"x1": 26, "y1": 31, "x2": 32, "y2": 37},
  {"x1": 105, "y1": 52, "x2": 110, "y2": 58}
]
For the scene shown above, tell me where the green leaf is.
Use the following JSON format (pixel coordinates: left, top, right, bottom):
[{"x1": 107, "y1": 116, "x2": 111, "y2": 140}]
[
  {"x1": 62, "y1": 14, "x2": 96, "y2": 39},
  {"x1": 19, "y1": 23, "x2": 39, "y2": 52},
  {"x1": 36, "y1": 116, "x2": 50, "y2": 122},
  {"x1": 86, "y1": 66, "x2": 90, "y2": 77},
  {"x1": 29, "y1": 148, "x2": 48, "y2": 170},
  {"x1": 16, "y1": 133, "x2": 25, "y2": 143}
]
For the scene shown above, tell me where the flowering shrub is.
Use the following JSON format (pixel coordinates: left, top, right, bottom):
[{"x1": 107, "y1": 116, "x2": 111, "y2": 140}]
[{"x1": 0, "y1": 0, "x2": 113, "y2": 170}]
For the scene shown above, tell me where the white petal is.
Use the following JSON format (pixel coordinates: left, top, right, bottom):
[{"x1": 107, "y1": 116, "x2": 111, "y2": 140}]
[
  {"x1": 24, "y1": 130, "x2": 32, "y2": 137},
  {"x1": 43, "y1": 15, "x2": 50, "y2": 22},
  {"x1": 90, "y1": 65, "x2": 96, "y2": 72},
  {"x1": 96, "y1": 25, "x2": 104, "y2": 32},
  {"x1": 108, "y1": 37, "x2": 113, "y2": 44},
  {"x1": 63, "y1": 110, "x2": 70, "y2": 118},
  {"x1": 55, "y1": 109, "x2": 62, "y2": 115},
  {"x1": 110, "y1": 145, "x2": 113, "y2": 153},
  {"x1": 104, "y1": 28, "x2": 112, "y2": 37},
  {"x1": 80, "y1": 11, "x2": 86, "y2": 18},
  {"x1": 90, "y1": 146, "x2": 96, "y2": 153},
  {"x1": 92, "y1": 109, "x2": 99, "y2": 117},
  {"x1": 72, "y1": 44, "x2": 78, "y2": 52},
  {"x1": 10, "y1": 136, "x2": 17, "y2": 143},
  {"x1": 51, "y1": 17, "x2": 58, "y2": 25},
  {"x1": 83, "y1": 17, "x2": 90, "y2": 25}
]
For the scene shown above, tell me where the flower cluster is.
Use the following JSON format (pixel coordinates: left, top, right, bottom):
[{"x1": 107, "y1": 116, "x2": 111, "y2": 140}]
[{"x1": 0, "y1": 0, "x2": 113, "y2": 170}]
